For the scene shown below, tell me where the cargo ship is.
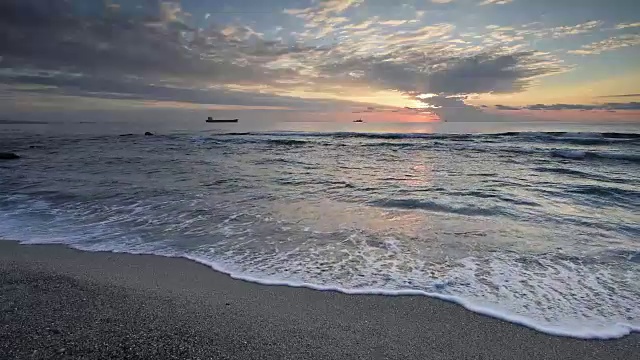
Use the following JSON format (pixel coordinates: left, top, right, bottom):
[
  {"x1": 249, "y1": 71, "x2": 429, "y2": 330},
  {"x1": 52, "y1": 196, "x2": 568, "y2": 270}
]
[{"x1": 206, "y1": 117, "x2": 238, "y2": 123}]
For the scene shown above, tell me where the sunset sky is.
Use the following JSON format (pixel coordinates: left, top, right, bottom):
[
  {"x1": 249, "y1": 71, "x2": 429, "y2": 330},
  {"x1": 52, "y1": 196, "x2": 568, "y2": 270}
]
[{"x1": 1, "y1": 0, "x2": 639, "y2": 123}]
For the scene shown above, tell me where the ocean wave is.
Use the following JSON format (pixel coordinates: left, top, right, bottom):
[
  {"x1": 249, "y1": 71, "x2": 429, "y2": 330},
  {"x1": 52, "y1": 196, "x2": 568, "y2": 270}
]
[
  {"x1": 368, "y1": 198, "x2": 503, "y2": 216},
  {"x1": 480, "y1": 131, "x2": 640, "y2": 147},
  {"x1": 551, "y1": 150, "x2": 640, "y2": 163},
  {"x1": 217, "y1": 131, "x2": 474, "y2": 141},
  {"x1": 2, "y1": 128, "x2": 639, "y2": 341},
  {"x1": 496, "y1": 131, "x2": 640, "y2": 139},
  {"x1": 552, "y1": 137, "x2": 628, "y2": 146},
  {"x1": 0, "y1": 119, "x2": 49, "y2": 125},
  {"x1": 566, "y1": 184, "x2": 640, "y2": 198},
  {"x1": 266, "y1": 139, "x2": 310, "y2": 146},
  {"x1": 360, "y1": 142, "x2": 418, "y2": 148},
  {"x1": 455, "y1": 146, "x2": 640, "y2": 164},
  {"x1": 601, "y1": 132, "x2": 640, "y2": 139},
  {"x1": 532, "y1": 166, "x2": 595, "y2": 177},
  {"x1": 219, "y1": 129, "x2": 639, "y2": 139},
  {"x1": 606, "y1": 249, "x2": 640, "y2": 264},
  {"x1": 210, "y1": 131, "x2": 640, "y2": 150},
  {"x1": 531, "y1": 167, "x2": 632, "y2": 184},
  {"x1": 552, "y1": 150, "x2": 588, "y2": 159},
  {"x1": 252, "y1": 158, "x2": 314, "y2": 166},
  {"x1": 447, "y1": 190, "x2": 540, "y2": 206}
]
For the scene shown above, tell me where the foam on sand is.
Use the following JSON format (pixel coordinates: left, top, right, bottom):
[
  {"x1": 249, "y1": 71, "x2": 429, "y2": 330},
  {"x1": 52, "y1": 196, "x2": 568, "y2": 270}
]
[
  {"x1": 180, "y1": 253, "x2": 640, "y2": 340},
  {"x1": 4, "y1": 226, "x2": 637, "y2": 340}
]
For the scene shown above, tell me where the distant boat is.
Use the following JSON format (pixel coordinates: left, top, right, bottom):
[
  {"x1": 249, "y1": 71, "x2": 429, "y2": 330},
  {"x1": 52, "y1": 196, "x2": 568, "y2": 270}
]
[
  {"x1": 353, "y1": 118, "x2": 363, "y2": 123},
  {"x1": 206, "y1": 117, "x2": 238, "y2": 123}
]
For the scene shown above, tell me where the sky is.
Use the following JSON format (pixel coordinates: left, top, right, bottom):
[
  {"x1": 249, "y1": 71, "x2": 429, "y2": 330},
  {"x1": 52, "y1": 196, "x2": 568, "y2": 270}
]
[{"x1": 1, "y1": 0, "x2": 639, "y2": 123}]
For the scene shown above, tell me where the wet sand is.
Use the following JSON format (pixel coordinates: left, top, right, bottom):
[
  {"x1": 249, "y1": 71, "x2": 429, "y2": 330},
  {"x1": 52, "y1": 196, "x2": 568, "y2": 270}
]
[{"x1": 0, "y1": 240, "x2": 638, "y2": 359}]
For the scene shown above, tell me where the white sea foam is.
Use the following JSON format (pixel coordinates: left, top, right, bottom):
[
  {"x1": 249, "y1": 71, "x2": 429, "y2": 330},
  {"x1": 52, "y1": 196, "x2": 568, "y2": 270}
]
[
  {"x1": 7, "y1": 230, "x2": 636, "y2": 339},
  {"x1": 1, "y1": 196, "x2": 639, "y2": 341},
  {"x1": 176, "y1": 226, "x2": 640, "y2": 340},
  {"x1": 150, "y1": 247, "x2": 640, "y2": 339},
  {"x1": 552, "y1": 150, "x2": 587, "y2": 159},
  {"x1": 551, "y1": 149, "x2": 640, "y2": 162}
]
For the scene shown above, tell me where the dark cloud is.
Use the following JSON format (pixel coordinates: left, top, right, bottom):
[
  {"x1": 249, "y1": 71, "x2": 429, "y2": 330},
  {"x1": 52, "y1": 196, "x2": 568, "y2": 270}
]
[
  {"x1": 495, "y1": 105, "x2": 521, "y2": 110},
  {"x1": 597, "y1": 93, "x2": 640, "y2": 98},
  {"x1": 0, "y1": 0, "x2": 576, "y2": 117},
  {"x1": 496, "y1": 102, "x2": 640, "y2": 111},
  {"x1": 0, "y1": 0, "x2": 299, "y2": 85},
  {"x1": 317, "y1": 51, "x2": 563, "y2": 96},
  {"x1": 0, "y1": 72, "x2": 360, "y2": 111},
  {"x1": 1, "y1": 1, "x2": 182, "y2": 74},
  {"x1": 607, "y1": 102, "x2": 640, "y2": 110},
  {"x1": 425, "y1": 52, "x2": 561, "y2": 94},
  {"x1": 407, "y1": 94, "x2": 512, "y2": 122},
  {"x1": 0, "y1": 0, "x2": 343, "y2": 113}
]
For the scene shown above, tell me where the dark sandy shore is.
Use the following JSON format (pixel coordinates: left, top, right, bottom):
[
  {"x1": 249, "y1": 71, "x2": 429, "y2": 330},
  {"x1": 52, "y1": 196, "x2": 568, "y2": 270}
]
[{"x1": 0, "y1": 241, "x2": 638, "y2": 360}]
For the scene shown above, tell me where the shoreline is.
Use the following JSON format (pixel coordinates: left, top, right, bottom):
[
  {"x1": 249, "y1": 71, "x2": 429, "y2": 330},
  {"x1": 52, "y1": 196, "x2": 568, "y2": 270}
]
[
  {"x1": 182, "y1": 254, "x2": 637, "y2": 340},
  {"x1": 4, "y1": 238, "x2": 638, "y2": 340},
  {"x1": 1, "y1": 240, "x2": 639, "y2": 359}
]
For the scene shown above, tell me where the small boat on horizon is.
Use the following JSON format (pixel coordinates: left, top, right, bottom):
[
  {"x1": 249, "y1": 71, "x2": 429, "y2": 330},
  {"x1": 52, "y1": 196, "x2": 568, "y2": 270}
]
[
  {"x1": 206, "y1": 117, "x2": 238, "y2": 123},
  {"x1": 353, "y1": 118, "x2": 364, "y2": 123}
]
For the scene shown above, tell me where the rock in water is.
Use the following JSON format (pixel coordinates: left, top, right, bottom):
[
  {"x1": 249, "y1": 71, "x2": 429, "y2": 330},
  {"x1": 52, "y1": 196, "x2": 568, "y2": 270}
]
[
  {"x1": 144, "y1": 132, "x2": 154, "y2": 136},
  {"x1": 0, "y1": 152, "x2": 20, "y2": 160}
]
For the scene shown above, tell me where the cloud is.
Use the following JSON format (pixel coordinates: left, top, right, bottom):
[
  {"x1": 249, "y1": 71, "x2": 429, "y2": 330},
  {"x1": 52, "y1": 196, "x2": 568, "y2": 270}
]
[
  {"x1": 428, "y1": 52, "x2": 563, "y2": 94},
  {"x1": 0, "y1": 0, "x2": 347, "y2": 113},
  {"x1": 0, "y1": 0, "x2": 578, "y2": 121},
  {"x1": 282, "y1": 0, "x2": 368, "y2": 41},
  {"x1": 479, "y1": 0, "x2": 514, "y2": 5},
  {"x1": 431, "y1": 0, "x2": 455, "y2": 3},
  {"x1": 0, "y1": 1, "x2": 190, "y2": 75},
  {"x1": 284, "y1": 0, "x2": 364, "y2": 16},
  {"x1": 546, "y1": 20, "x2": 602, "y2": 38},
  {"x1": 220, "y1": 24, "x2": 264, "y2": 41},
  {"x1": 482, "y1": 21, "x2": 603, "y2": 45},
  {"x1": 615, "y1": 22, "x2": 640, "y2": 30},
  {"x1": 320, "y1": 50, "x2": 563, "y2": 96},
  {"x1": 423, "y1": 95, "x2": 511, "y2": 122},
  {"x1": 568, "y1": 34, "x2": 640, "y2": 55},
  {"x1": 0, "y1": 0, "x2": 316, "y2": 84},
  {"x1": 496, "y1": 102, "x2": 640, "y2": 111},
  {"x1": 0, "y1": 71, "x2": 368, "y2": 112},
  {"x1": 495, "y1": 105, "x2": 520, "y2": 110},
  {"x1": 283, "y1": 0, "x2": 363, "y2": 29},
  {"x1": 597, "y1": 93, "x2": 640, "y2": 98},
  {"x1": 385, "y1": 24, "x2": 455, "y2": 43},
  {"x1": 379, "y1": 20, "x2": 416, "y2": 26}
]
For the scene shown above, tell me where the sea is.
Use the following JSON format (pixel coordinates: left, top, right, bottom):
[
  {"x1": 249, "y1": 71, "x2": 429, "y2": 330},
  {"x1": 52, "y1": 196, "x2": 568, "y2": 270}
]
[{"x1": 1, "y1": 119, "x2": 639, "y2": 339}]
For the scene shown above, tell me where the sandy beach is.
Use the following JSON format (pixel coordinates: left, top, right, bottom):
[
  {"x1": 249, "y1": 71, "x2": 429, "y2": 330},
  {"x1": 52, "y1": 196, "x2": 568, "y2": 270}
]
[{"x1": 0, "y1": 240, "x2": 638, "y2": 360}]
